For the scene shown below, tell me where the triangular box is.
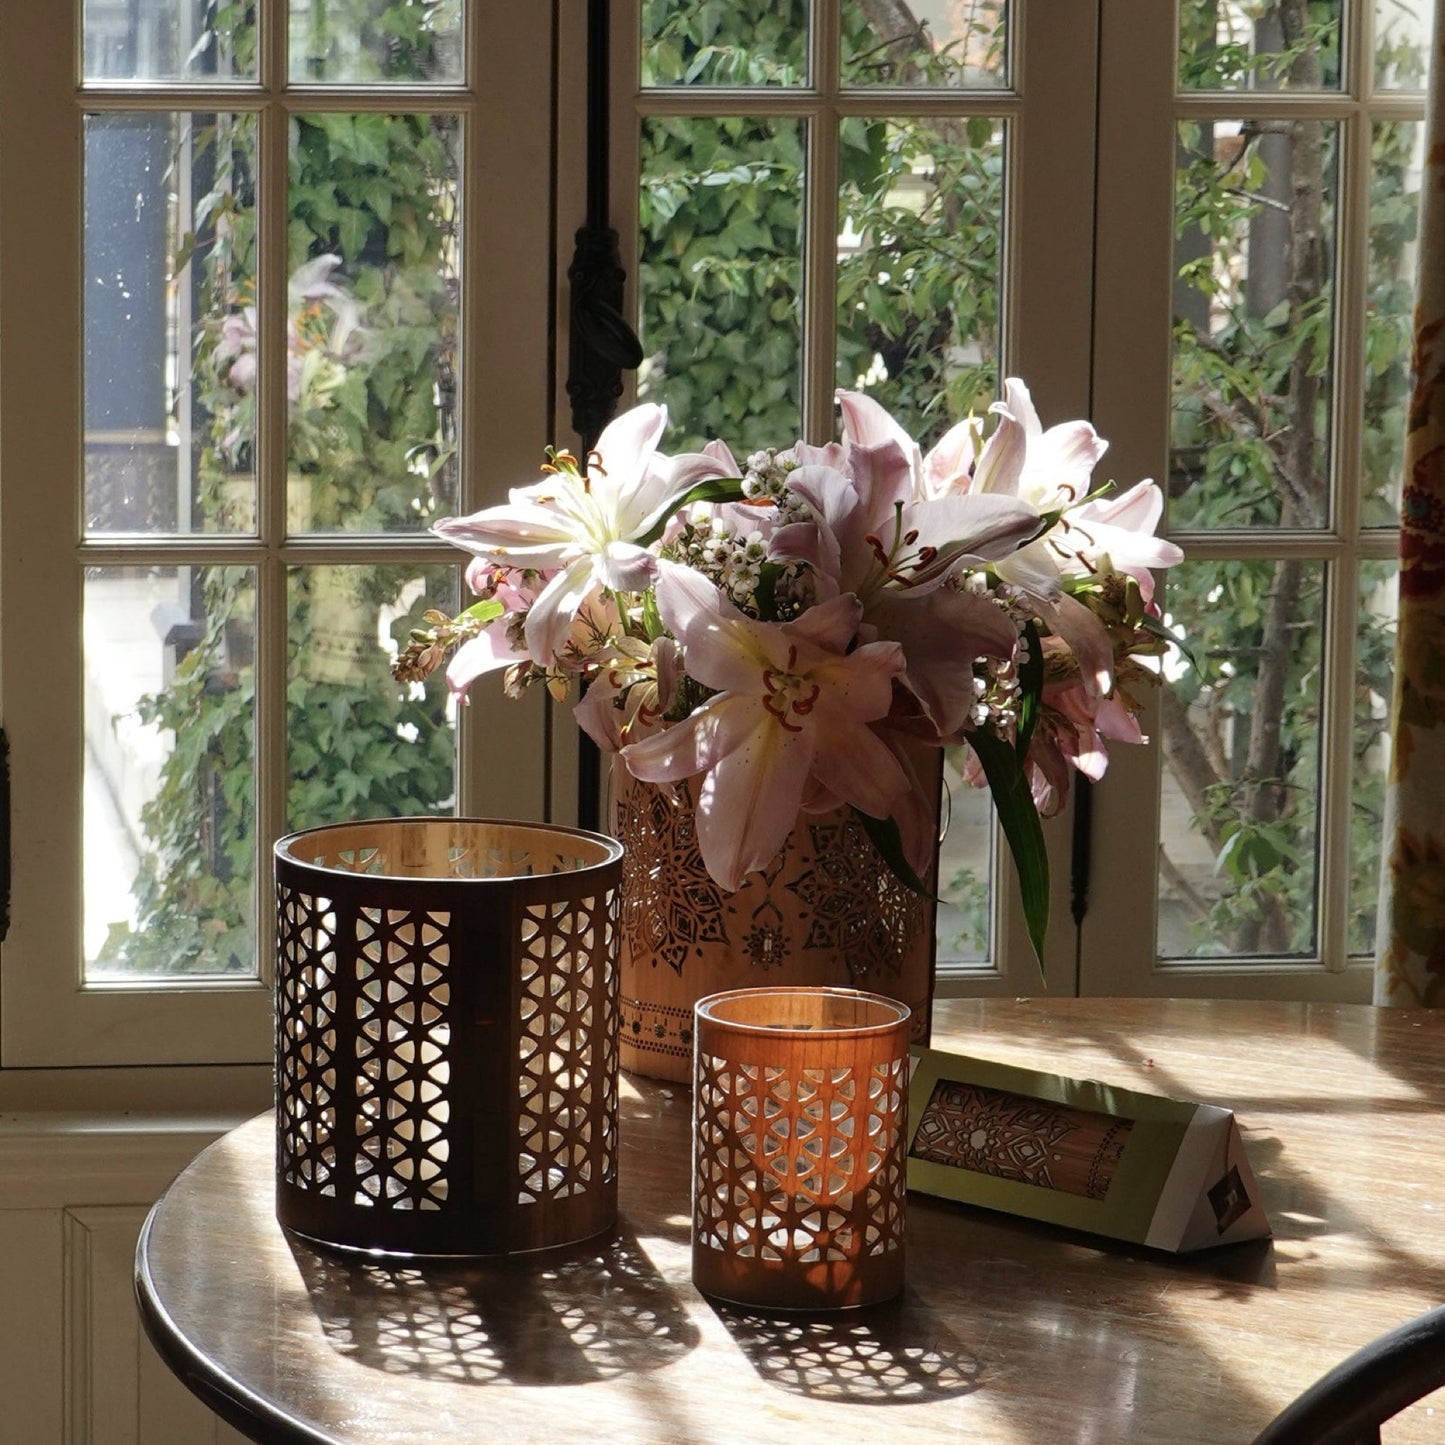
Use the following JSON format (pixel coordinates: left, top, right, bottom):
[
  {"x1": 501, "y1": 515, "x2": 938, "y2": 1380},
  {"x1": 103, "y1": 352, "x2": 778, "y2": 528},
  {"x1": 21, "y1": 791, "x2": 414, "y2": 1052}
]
[{"x1": 906, "y1": 1046, "x2": 1270, "y2": 1252}]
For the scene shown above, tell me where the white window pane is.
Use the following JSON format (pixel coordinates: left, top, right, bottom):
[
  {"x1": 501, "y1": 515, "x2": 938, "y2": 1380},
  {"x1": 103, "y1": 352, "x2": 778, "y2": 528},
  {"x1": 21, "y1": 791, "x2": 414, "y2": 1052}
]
[
  {"x1": 840, "y1": 0, "x2": 1007, "y2": 89},
  {"x1": 1156, "y1": 559, "x2": 1324, "y2": 960},
  {"x1": 836, "y1": 114, "x2": 1003, "y2": 442},
  {"x1": 289, "y1": 0, "x2": 462, "y2": 84},
  {"x1": 1376, "y1": 0, "x2": 1435, "y2": 89},
  {"x1": 938, "y1": 752, "x2": 994, "y2": 966},
  {"x1": 641, "y1": 0, "x2": 809, "y2": 87},
  {"x1": 85, "y1": 565, "x2": 258, "y2": 980},
  {"x1": 637, "y1": 114, "x2": 805, "y2": 453},
  {"x1": 286, "y1": 564, "x2": 460, "y2": 831},
  {"x1": 1171, "y1": 117, "x2": 1339, "y2": 531},
  {"x1": 84, "y1": 0, "x2": 256, "y2": 82},
  {"x1": 1352, "y1": 561, "x2": 1396, "y2": 955},
  {"x1": 85, "y1": 112, "x2": 258, "y2": 536},
  {"x1": 285, "y1": 113, "x2": 460, "y2": 531},
  {"x1": 1178, "y1": 0, "x2": 1341, "y2": 92},
  {"x1": 1364, "y1": 119, "x2": 1427, "y2": 527}
]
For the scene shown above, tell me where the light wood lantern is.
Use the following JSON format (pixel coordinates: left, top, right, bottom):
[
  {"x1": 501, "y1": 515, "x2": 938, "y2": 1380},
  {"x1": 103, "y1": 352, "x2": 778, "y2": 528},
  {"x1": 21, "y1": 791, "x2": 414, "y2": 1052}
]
[{"x1": 692, "y1": 986, "x2": 911, "y2": 1310}]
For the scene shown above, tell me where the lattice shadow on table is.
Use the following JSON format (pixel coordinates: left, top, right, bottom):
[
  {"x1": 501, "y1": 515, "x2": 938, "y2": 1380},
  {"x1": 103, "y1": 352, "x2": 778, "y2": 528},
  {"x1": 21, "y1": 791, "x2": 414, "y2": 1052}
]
[
  {"x1": 713, "y1": 1295, "x2": 981, "y2": 1404},
  {"x1": 288, "y1": 1225, "x2": 698, "y2": 1386}
]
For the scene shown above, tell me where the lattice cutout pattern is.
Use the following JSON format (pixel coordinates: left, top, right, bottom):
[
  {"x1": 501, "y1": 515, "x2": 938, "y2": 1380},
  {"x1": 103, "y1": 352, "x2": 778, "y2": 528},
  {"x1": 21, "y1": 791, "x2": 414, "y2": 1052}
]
[
  {"x1": 277, "y1": 886, "x2": 340, "y2": 1196},
  {"x1": 516, "y1": 888, "x2": 619, "y2": 1206},
  {"x1": 694, "y1": 1053, "x2": 908, "y2": 1273},
  {"x1": 352, "y1": 906, "x2": 454, "y2": 1210},
  {"x1": 275, "y1": 819, "x2": 623, "y2": 1254}
]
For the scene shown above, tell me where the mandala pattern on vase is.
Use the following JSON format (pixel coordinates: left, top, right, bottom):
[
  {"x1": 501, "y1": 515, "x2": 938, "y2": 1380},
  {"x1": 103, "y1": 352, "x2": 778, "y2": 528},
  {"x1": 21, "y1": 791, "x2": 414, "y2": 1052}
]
[{"x1": 614, "y1": 768, "x2": 935, "y2": 1082}]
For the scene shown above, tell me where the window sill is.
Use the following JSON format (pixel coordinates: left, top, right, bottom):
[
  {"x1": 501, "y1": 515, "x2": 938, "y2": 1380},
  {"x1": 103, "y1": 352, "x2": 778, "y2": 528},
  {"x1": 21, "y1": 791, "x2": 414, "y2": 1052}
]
[{"x1": 0, "y1": 1062, "x2": 270, "y2": 1115}]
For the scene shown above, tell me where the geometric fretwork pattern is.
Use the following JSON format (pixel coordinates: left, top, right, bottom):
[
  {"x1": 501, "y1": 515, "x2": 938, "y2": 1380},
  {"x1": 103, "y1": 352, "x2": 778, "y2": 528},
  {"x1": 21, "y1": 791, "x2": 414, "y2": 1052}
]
[
  {"x1": 693, "y1": 1053, "x2": 908, "y2": 1269},
  {"x1": 612, "y1": 767, "x2": 936, "y2": 1085},
  {"x1": 274, "y1": 818, "x2": 623, "y2": 1254},
  {"x1": 351, "y1": 907, "x2": 454, "y2": 1210},
  {"x1": 276, "y1": 885, "x2": 340, "y2": 1195},
  {"x1": 517, "y1": 886, "x2": 619, "y2": 1207},
  {"x1": 909, "y1": 1081, "x2": 1134, "y2": 1201},
  {"x1": 787, "y1": 814, "x2": 928, "y2": 983},
  {"x1": 616, "y1": 781, "x2": 729, "y2": 976}
]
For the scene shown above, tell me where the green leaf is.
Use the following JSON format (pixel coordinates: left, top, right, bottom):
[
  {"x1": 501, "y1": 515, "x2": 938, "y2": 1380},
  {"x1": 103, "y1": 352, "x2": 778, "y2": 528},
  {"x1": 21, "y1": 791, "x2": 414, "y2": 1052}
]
[
  {"x1": 853, "y1": 809, "x2": 935, "y2": 899},
  {"x1": 352, "y1": 114, "x2": 391, "y2": 169},
  {"x1": 635, "y1": 477, "x2": 747, "y2": 546},
  {"x1": 458, "y1": 598, "x2": 504, "y2": 626},
  {"x1": 966, "y1": 726, "x2": 1050, "y2": 973},
  {"x1": 337, "y1": 206, "x2": 372, "y2": 260}
]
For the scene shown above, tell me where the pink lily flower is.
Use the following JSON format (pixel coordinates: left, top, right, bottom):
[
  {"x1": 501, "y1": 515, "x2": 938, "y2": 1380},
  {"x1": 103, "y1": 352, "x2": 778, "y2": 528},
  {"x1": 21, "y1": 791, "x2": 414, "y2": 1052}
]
[
  {"x1": 620, "y1": 563, "x2": 910, "y2": 890},
  {"x1": 960, "y1": 379, "x2": 1137, "y2": 697},
  {"x1": 432, "y1": 405, "x2": 730, "y2": 666},
  {"x1": 769, "y1": 395, "x2": 1040, "y2": 738},
  {"x1": 574, "y1": 635, "x2": 682, "y2": 752},
  {"x1": 1061, "y1": 480, "x2": 1186, "y2": 606},
  {"x1": 962, "y1": 669, "x2": 1145, "y2": 815}
]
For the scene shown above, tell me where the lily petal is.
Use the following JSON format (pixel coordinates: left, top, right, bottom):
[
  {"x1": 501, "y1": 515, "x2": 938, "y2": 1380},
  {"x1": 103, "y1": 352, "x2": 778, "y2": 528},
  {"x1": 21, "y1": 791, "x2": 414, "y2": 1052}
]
[
  {"x1": 1046, "y1": 592, "x2": 1115, "y2": 697},
  {"x1": 693, "y1": 720, "x2": 813, "y2": 890},
  {"x1": 971, "y1": 408, "x2": 1026, "y2": 497},
  {"x1": 808, "y1": 718, "x2": 910, "y2": 823},
  {"x1": 445, "y1": 628, "x2": 524, "y2": 695},
  {"x1": 596, "y1": 539, "x2": 659, "y2": 594},
  {"x1": 523, "y1": 554, "x2": 601, "y2": 663},
  {"x1": 921, "y1": 416, "x2": 984, "y2": 496}
]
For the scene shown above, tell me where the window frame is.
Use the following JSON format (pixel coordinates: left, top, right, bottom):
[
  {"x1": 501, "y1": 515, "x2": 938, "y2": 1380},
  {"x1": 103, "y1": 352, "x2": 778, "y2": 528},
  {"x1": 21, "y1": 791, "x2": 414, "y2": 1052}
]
[
  {"x1": 0, "y1": 2, "x2": 558, "y2": 1068},
  {"x1": 1083, "y1": 0, "x2": 1411, "y2": 999},
  {"x1": 1, "y1": 0, "x2": 1420, "y2": 1075},
  {"x1": 611, "y1": 0, "x2": 1103, "y2": 995}
]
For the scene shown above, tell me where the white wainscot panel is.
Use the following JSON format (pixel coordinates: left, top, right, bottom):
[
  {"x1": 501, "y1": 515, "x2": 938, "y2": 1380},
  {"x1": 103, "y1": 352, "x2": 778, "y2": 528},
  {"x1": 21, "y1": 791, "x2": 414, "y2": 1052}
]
[{"x1": 0, "y1": 1118, "x2": 253, "y2": 1445}]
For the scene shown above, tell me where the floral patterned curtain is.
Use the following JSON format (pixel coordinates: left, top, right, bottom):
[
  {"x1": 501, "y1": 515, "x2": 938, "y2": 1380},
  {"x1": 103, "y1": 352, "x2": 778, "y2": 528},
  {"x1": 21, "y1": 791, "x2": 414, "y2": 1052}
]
[{"x1": 1376, "y1": 6, "x2": 1445, "y2": 1007}]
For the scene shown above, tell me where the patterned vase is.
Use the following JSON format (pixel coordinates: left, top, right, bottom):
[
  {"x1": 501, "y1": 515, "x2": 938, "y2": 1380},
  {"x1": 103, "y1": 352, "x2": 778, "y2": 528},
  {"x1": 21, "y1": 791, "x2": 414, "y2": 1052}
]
[{"x1": 613, "y1": 765, "x2": 938, "y2": 1082}]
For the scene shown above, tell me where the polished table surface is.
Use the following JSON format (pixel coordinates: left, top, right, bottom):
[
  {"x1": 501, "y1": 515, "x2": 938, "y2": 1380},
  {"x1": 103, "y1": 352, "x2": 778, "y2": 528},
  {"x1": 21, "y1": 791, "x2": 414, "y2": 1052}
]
[{"x1": 136, "y1": 998, "x2": 1445, "y2": 1444}]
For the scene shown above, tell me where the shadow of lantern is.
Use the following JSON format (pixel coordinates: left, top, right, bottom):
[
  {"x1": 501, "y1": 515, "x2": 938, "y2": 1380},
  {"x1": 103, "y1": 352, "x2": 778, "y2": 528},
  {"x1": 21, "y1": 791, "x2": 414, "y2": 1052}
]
[{"x1": 289, "y1": 1226, "x2": 700, "y2": 1386}]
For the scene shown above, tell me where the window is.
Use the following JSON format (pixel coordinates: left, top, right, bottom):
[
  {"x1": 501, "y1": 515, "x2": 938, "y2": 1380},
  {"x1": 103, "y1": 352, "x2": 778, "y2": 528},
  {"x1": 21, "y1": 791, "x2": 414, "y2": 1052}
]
[
  {"x1": 0, "y1": 3, "x2": 557, "y2": 1065},
  {"x1": 616, "y1": 0, "x2": 1429, "y2": 997},
  {"x1": 615, "y1": 0, "x2": 1102, "y2": 993},
  {"x1": 1086, "y1": 0, "x2": 1430, "y2": 998},
  {"x1": 1, "y1": 1, "x2": 1431, "y2": 1070}
]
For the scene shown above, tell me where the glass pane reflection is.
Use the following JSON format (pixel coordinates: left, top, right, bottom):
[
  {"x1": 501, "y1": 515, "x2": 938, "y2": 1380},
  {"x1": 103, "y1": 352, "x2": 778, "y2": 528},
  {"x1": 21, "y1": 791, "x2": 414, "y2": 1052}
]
[
  {"x1": 1376, "y1": 0, "x2": 1435, "y2": 89},
  {"x1": 840, "y1": 0, "x2": 1007, "y2": 89},
  {"x1": 289, "y1": 0, "x2": 462, "y2": 83},
  {"x1": 637, "y1": 115, "x2": 805, "y2": 454},
  {"x1": 1156, "y1": 559, "x2": 1324, "y2": 961},
  {"x1": 85, "y1": 112, "x2": 258, "y2": 536},
  {"x1": 1351, "y1": 561, "x2": 1397, "y2": 955},
  {"x1": 1178, "y1": 1, "x2": 1340, "y2": 91},
  {"x1": 1171, "y1": 117, "x2": 1338, "y2": 532},
  {"x1": 836, "y1": 114, "x2": 1003, "y2": 446},
  {"x1": 640, "y1": 0, "x2": 809, "y2": 86},
  {"x1": 286, "y1": 113, "x2": 461, "y2": 531},
  {"x1": 1363, "y1": 120, "x2": 1426, "y2": 528},
  {"x1": 83, "y1": 0, "x2": 256, "y2": 82},
  {"x1": 85, "y1": 566, "x2": 257, "y2": 980},
  {"x1": 939, "y1": 752, "x2": 994, "y2": 966},
  {"x1": 286, "y1": 565, "x2": 460, "y2": 831}
]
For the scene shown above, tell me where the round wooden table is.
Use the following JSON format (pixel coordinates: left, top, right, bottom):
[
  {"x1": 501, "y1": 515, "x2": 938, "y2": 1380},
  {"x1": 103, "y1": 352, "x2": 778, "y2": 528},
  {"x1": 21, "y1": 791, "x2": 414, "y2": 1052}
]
[{"x1": 136, "y1": 998, "x2": 1445, "y2": 1443}]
